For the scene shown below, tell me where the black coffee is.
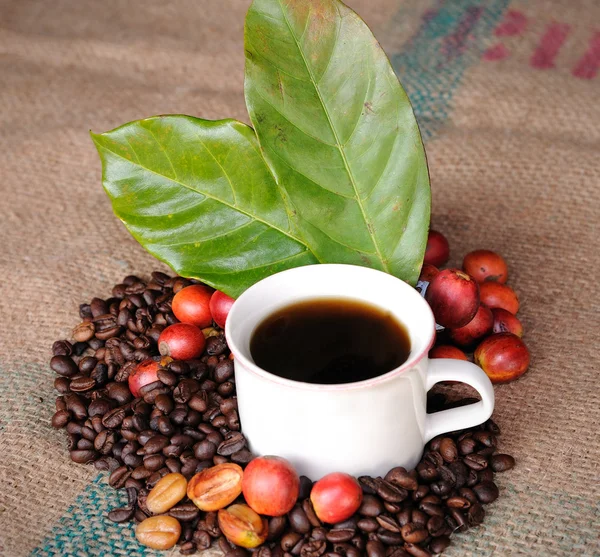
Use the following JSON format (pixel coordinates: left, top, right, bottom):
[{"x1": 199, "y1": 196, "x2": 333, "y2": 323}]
[{"x1": 250, "y1": 298, "x2": 411, "y2": 384}]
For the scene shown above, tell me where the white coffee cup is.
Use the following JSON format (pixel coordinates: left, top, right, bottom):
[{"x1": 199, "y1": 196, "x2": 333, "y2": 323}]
[{"x1": 226, "y1": 264, "x2": 494, "y2": 479}]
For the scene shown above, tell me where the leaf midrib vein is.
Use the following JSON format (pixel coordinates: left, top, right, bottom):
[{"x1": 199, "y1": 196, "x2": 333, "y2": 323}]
[
  {"x1": 275, "y1": 0, "x2": 390, "y2": 272},
  {"x1": 96, "y1": 140, "x2": 313, "y2": 253}
]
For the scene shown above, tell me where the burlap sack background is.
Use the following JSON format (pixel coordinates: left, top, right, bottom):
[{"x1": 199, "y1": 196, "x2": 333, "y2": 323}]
[{"x1": 1, "y1": 0, "x2": 598, "y2": 555}]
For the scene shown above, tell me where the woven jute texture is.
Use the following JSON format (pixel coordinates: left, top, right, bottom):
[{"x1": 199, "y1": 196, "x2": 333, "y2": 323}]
[{"x1": 1, "y1": 0, "x2": 599, "y2": 555}]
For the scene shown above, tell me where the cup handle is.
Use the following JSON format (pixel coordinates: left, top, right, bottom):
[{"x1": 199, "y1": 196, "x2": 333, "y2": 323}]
[{"x1": 424, "y1": 358, "x2": 495, "y2": 442}]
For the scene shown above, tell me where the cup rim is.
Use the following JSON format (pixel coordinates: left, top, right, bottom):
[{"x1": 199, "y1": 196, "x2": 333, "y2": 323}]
[{"x1": 225, "y1": 264, "x2": 436, "y2": 391}]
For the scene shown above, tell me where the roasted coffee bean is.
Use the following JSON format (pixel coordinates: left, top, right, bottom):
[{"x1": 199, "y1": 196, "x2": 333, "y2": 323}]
[
  {"x1": 148, "y1": 394, "x2": 172, "y2": 416},
  {"x1": 70, "y1": 376, "x2": 96, "y2": 392},
  {"x1": 72, "y1": 341, "x2": 88, "y2": 356},
  {"x1": 377, "y1": 480, "x2": 408, "y2": 503},
  {"x1": 267, "y1": 515, "x2": 287, "y2": 541},
  {"x1": 143, "y1": 385, "x2": 171, "y2": 404},
  {"x1": 73, "y1": 321, "x2": 96, "y2": 342},
  {"x1": 298, "y1": 476, "x2": 313, "y2": 500},
  {"x1": 376, "y1": 530, "x2": 404, "y2": 545},
  {"x1": 359, "y1": 494, "x2": 384, "y2": 517},
  {"x1": 302, "y1": 498, "x2": 321, "y2": 527},
  {"x1": 123, "y1": 452, "x2": 143, "y2": 467},
  {"x1": 366, "y1": 540, "x2": 386, "y2": 557},
  {"x1": 218, "y1": 381, "x2": 235, "y2": 396},
  {"x1": 65, "y1": 394, "x2": 87, "y2": 420},
  {"x1": 457, "y1": 487, "x2": 478, "y2": 505},
  {"x1": 90, "y1": 297, "x2": 109, "y2": 317},
  {"x1": 289, "y1": 505, "x2": 311, "y2": 534},
  {"x1": 357, "y1": 517, "x2": 379, "y2": 533},
  {"x1": 77, "y1": 438, "x2": 94, "y2": 450},
  {"x1": 54, "y1": 376, "x2": 71, "y2": 394},
  {"x1": 53, "y1": 340, "x2": 73, "y2": 356},
  {"x1": 171, "y1": 433, "x2": 194, "y2": 447},
  {"x1": 478, "y1": 468, "x2": 494, "y2": 482},
  {"x1": 94, "y1": 430, "x2": 117, "y2": 454},
  {"x1": 410, "y1": 510, "x2": 428, "y2": 529},
  {"x1": 458, "y1": 437, "x2": 477, "y2": 455},
  {"x1": 203, "y1": 406, "x2": 221, "y2": 423},
  {"x1": 94, "y1": 456, "x2": 120, "y2": 473},
  {"x1": 429, "y1": 535, "x2": 450, "y2": 554},
  {"x1": 107, "y1": 506, "x2": 135, "y2": 523},
  {"x1": 424, "y1": 451, "x2": 444, "y2": 468},
  {"x1": 396, "y1": 508, "x2": 412, "y2": 527},
  {"x1": 168, "y1": 502, "x2": 200, "y2": 522},
  {"x1": 78, "y1": 356, "x2": 98, "y2": 374},
  {"x1": 466, "y1": 469, "x2": 479, "y2": 487},
  {"x1": 102, "y1": 407, "x2": 127, "y2": 429},
  {"x1": 300, "y1": 540, "x2": 327, "y2": 557},
  {"x1": 473, "y1": 481, "x2": 499, "y2": 504},
  {"x1": 468, "y1": 502, "x2": 485, "y2": 526},
  {"x1": 490, "y1": 454, "x2": 515, "y2": 472},
  {"x1": 463, "y1": 453, "x2": 488, "y2": 470},
  {"x1": 65, "y1": 421, "x2": 82, "y2": 435},
  {"x1": 384, "y1": 501, "x2": 402, "y2": 513},
  {"x1": 416, "y1": 461, "x2": 438, "y2": 482},
  {"x1": 154, "y1": 416, "x2": 174, "y2": 436},
  {"x1": 90, "y1": 363, "x2": 109, "y2": 386},
  {"x1": 109, "y1": 466, "x2": 132, "y2": 488},
  {"x1": 217, "y1": 432, "x2": 246, "y2": 456},
  {"x1": 448, "y1": 508, "x2": 467, "y2": 532},
  {"x1": 214, "y1": 359, "x2": 234, "y2": 383},
  {"x1": 179, "y1": 541, "x2": 197, "y2": 555},
  {"x1": 326, "y1": 529, "x2": 355, "y2": 543},
  {"x1": 426, "y1": 515, "x2": 446, "y2": 537},
  {"x1": 473, "y1": 430, "x2": 496, "y2": 448},
  {"x1": 131, "y1": 413, "x2": 148, "y2": 432},
  {"x1": 439, "y1": 438, "x2": 458, "y2": 463},
  {"x1": 55, "y1": 396, "x2": 67, "y2": 412},
  {"x1": 212, "y1": 415, "x2": 227, "y2": 428},
  {"x1": 376, "y1": 515, "x2": 401, "y2": 533},
  {"x1": 162, "y1": 444, "x2": 184, "y2": 458},
  {"x1": 154, "y1": 368, "x2": 176, "y2": 387},
  {"x1": 312, "y1": 527, "x2": 328, "y2": 541},
  {"x1": 385, "y1": 467, "x2": 418, "y2": 491},
  {"x1": 147, "y1": 468, "x2": 169, "y2": 489},
  {"x1": 193, "y1": 529, "x2": 212, "y2": 550},
  {"x1": 70, "y1": 449, "x2": 97, "y2": 463},
  {"x1": 143, "y1": 454, "x2": 165, "y2": 472},
  {"x1": 184, "y1": 409, "x2": 202, "y2": 427},
  {"x1": 404, "y1": 543, "x2": 431, "y2": 557},
  {"x1": 430, "y1": 481, "x2": 451, "y2": 497},
  {"x1": 400, "y1": 523, "x2": 428, "y2": 544},
  {"x1": 201, "y1": 379, "x2": 218, "y2": 392},
  {"x1": 104, "y1": 382, "x2": 131, "y2": 404},
  {"x1": 80, "y1": 426, "x2": 97, "y2": 441},
  {"x1": 170, "y1": 379, "x2": 199, "y2": 404},
  {"x1": 205, "y1": 335, "x2": 228, "y2": 356},
  {"x1": 226, "y1": 409, "x2": 240, "y2": 431},
  {"x1": 448, "y1": 460, "x2": 468, "y2": 488},
  {"x1": 51, "y1": 409, "x2": 70, "y2": 428},
  {"x1": 138, "y1": 434, "x2": 169, "y2": 455},
  {"x1": 51, "y1": 355, "x2": 79, "y2": 377},
  {"x1": 446, "y1": 496, "x2": 470, "y2": 509},
  {"x1": 132, "y1": 465, "x2": 153, "y2": 480},
  {"x1": 358, "y1": 476, "x2": 379, "y2": 494},
  {"x1": 419, "y1": 501, "x2": 444, "y2": 518}
]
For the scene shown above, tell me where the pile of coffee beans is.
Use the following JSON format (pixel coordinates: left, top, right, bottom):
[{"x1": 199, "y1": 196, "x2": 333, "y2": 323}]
[{"x1": 50, "y1": 272, "x2": 515, "y2": 556}]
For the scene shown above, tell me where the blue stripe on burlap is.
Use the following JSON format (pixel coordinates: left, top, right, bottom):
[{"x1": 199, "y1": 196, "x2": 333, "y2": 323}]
[
  {"x1": 31, "y1": 474, "x2": 158, "y2": 557},
  {"x1": 392, "y1": 0, "x2": 510, "y2": 139},
  {"x1": 30, "y1": 3, "x2": 512, "y2": 555}
]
